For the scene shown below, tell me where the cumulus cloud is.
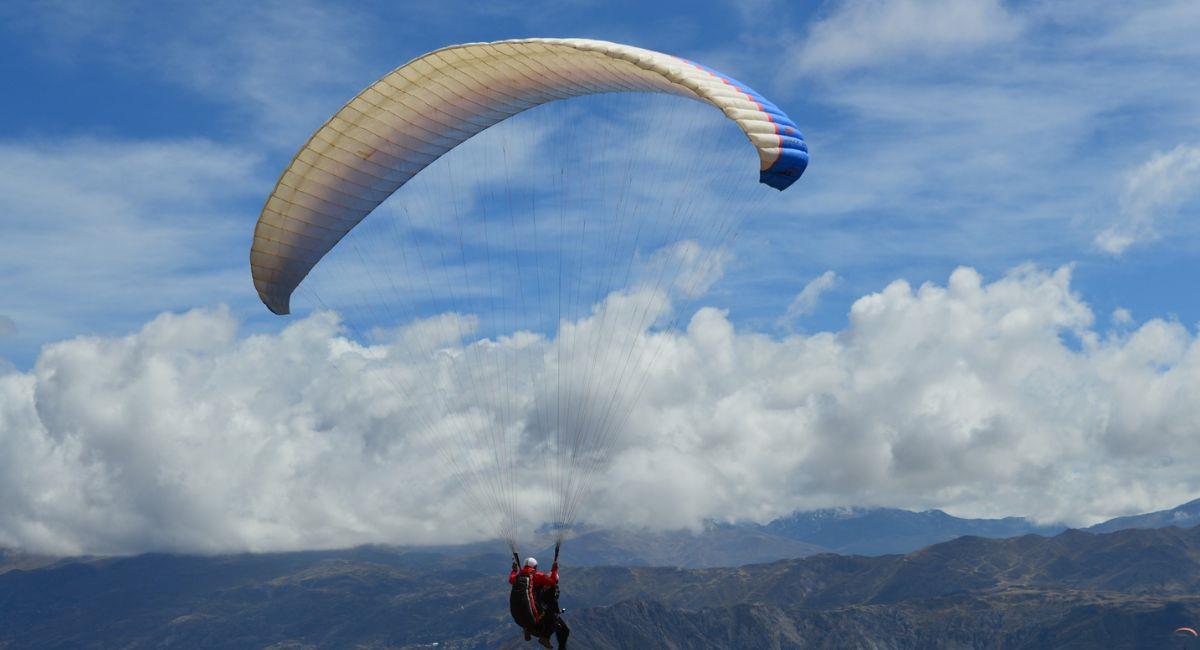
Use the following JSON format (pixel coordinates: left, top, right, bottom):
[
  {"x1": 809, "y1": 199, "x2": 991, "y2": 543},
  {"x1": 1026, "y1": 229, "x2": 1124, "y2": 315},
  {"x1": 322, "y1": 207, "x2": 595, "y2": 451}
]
[
  {"x1": 2, "y1": 264, "x2": 1199, "y2": 554},
  {"x1": 1096, "y1": 144, "x2": 1200, "y2": 254},
  {"x1": 792, "y1": 0, "x2": 1022, "y2": 76},
  {"x1": 638, "y1": 240, "x2": 732, "y2": 300},
  {"x1": 779, "y1": 270, "x2": 839, "y2": 328}
]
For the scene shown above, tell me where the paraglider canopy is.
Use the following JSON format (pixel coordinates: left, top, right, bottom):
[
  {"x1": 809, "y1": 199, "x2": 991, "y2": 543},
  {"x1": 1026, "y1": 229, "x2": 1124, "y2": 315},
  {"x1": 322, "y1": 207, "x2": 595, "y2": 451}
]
[
  {"x1": 1177, "y1": 627, "x2": 1199, "y2": 638},
  {"x1": 250, "y1": 38, "x2": 807, "y2": 316}
]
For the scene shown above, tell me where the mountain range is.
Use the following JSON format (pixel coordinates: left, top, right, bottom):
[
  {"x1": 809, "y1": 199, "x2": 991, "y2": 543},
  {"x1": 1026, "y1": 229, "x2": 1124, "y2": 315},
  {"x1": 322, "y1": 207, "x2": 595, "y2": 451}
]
[
  {"x1": 3, "y1": 525, "x2": 1200, "y2": 648},
  {"x1": 4, "y1": 499, "x2": 1200, "y2": 647}
]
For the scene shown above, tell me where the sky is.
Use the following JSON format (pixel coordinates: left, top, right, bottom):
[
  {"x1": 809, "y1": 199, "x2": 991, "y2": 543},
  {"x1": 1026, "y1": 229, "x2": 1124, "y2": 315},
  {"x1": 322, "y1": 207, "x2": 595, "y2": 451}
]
[{"x1": 1, "y1": 0, "x2": 1200, "y2": 555}]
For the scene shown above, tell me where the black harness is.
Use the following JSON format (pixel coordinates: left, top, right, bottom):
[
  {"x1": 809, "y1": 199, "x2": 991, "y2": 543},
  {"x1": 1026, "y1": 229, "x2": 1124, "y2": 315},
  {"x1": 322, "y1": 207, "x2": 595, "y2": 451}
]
[{"x1": 510, "y1": 570, "x2": 541, "y2": 629}]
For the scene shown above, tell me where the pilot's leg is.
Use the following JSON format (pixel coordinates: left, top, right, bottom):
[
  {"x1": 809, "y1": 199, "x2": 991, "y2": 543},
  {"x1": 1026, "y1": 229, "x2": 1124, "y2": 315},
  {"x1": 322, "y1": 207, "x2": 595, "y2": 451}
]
[{"x1": 555, "y1": 619, "x2": 570, "y2": 649}]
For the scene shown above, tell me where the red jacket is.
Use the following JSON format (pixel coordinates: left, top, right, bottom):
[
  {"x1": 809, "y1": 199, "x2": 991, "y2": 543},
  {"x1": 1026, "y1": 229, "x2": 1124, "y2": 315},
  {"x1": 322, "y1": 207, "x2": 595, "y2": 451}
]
[{"x1": 508, "y1": 563, "x2": 558, "y2": 588}]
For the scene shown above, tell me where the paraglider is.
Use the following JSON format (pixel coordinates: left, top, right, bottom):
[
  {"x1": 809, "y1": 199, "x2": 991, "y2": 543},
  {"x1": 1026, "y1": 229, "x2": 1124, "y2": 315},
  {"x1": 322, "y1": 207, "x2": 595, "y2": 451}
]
[
  {"x1": 510, "y1": 546, "x2": 567, "y2": 648},
  {"x1": 251, "y1": 38, "x2": 806, "y2": 646},
  {"x1": 1177, "y1": 627, "x2": 1199, "y2": 638}
]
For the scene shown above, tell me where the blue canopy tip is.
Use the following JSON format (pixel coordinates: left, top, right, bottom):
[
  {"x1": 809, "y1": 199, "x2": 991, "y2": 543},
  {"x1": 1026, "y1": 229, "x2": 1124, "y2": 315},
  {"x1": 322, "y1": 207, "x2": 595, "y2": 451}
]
[{"x1": 759, "y1": 149, "x2": 809, "y2": 191}]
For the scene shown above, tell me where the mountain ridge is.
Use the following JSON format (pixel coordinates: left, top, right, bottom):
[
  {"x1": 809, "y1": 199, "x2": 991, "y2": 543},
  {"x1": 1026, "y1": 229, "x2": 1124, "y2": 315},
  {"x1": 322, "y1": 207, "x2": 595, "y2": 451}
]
[{"x1": 1086, "y1": 498, "x2": 1200, "y2": 534}]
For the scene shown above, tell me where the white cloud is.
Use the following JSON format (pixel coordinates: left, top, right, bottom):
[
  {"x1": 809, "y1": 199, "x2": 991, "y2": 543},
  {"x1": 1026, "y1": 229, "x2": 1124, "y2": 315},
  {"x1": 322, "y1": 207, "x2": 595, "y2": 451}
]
[
  {"x1": 1111, "y1": 307, "x2": 1133, "y2": 327},
  {"x1": 1096, "y1": 144, "x2": 1200, "y2": 254},
  {"x1": 3, "y1": 264, "x2": 1199, "y2": 554},
  {"x1": 0, "y1": 138, "x2": 260, "y2": 363},
  {"x1": 780, "y1": 270, "x2": 838, "y2": 327},
  {"x1": 389, "y1": 312, "x2": 480, "y2": 353},
  {"x1": 639, "y1": 240, "x2": 732, "y2": 300},
  {"x1": 793, "y1": 0, "x2": 1022, "y2": 76}
]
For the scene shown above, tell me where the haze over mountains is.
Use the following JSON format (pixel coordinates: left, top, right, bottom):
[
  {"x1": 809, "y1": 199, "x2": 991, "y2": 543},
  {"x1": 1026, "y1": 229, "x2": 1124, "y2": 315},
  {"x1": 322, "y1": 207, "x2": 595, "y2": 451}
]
[
  {"x1": 3, "y1": 499, "x2": 1190, "y2": 574},
  {"x1": 757, "y1": 506, "x2": 1067, "y2": 556},
  {"x1": 548, "y1": 499, "x2": 1200, "y2": 569},
  {"x1": 554, "y1": 503, "x2": 1084, "y2": 568}
]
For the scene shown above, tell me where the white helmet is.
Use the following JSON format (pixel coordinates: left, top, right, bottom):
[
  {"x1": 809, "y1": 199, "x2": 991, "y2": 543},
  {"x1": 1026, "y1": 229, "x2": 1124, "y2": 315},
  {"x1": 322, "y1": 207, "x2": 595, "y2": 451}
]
[{"x1": 524, "y1": 557, "x2": 538, "y2": 568}]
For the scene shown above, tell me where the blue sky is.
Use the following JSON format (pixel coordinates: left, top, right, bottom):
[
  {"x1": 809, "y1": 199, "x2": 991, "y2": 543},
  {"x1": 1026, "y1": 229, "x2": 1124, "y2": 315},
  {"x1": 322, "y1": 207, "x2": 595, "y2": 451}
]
[
  {"x1": 2, "y1": 1, "x2": 1200, "y2": 554},
  {"x1": 2, "y1": 0, "x2": 1197, "y2": 365}
]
